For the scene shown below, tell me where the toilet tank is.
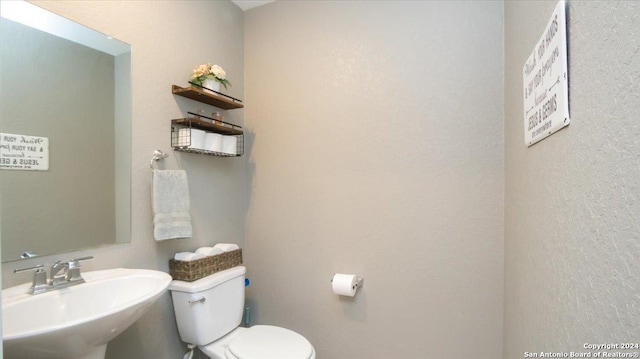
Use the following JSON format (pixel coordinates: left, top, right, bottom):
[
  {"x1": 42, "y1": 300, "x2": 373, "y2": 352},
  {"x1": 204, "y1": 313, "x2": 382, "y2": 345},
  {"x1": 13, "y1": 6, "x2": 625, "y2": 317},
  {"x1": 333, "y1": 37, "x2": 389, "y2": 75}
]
[{"x1": 168, "y1": 266, "x2": 246, "y2": 345}]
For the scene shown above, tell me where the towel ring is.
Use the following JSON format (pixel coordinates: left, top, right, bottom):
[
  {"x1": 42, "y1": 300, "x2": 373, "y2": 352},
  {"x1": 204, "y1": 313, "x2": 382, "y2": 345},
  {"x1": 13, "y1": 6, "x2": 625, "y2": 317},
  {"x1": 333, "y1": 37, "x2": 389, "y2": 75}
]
[{"x1": 150, "y1": 150, "x2": 169, "y2": 172}]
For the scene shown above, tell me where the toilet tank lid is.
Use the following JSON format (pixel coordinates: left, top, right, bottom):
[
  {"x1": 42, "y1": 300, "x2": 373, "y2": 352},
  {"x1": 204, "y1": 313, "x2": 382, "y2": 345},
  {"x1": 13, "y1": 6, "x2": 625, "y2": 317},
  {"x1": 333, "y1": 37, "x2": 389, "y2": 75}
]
[{"x1": 168, "y1": 266, "x2": 246, "y2": 293}]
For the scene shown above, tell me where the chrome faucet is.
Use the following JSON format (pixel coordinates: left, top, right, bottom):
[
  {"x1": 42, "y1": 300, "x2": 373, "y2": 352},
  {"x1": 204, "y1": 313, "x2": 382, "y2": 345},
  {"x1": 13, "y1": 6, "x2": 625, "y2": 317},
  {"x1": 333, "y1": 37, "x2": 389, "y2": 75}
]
[
  {"x1": 49, "y1": 260, "x2": 69, "y2": 285},
  {"x1": 14, "y1": 256, "x2": 94, "y2": 295}
]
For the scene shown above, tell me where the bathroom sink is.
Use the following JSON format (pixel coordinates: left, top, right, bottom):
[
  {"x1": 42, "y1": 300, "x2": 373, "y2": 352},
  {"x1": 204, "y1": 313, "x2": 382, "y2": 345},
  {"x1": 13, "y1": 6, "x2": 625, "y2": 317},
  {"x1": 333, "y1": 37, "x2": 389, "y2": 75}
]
[{"x1": 2, "y1": 268, "x2": 172, "y2": 359}]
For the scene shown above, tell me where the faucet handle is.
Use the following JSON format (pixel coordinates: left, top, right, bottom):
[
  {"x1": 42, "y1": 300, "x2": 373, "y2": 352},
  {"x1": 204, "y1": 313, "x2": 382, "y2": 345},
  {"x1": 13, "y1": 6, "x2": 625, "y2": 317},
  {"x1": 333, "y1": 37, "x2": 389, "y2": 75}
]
[
  {"x1": 69, "y1": 256, "x2": 94, "y2": 267},
  {"x1": 14, "y1": 264, "x2": 49, "y2": 294},
  {"x1": 70, "y1": 255, "x2": 94, "y2": 263},
  {"x1": 66, "y1": 256, "x2": 93, "y2": 283},
  {"x1": 13, "y1": 264, "x2": 44, "y2": 274}
]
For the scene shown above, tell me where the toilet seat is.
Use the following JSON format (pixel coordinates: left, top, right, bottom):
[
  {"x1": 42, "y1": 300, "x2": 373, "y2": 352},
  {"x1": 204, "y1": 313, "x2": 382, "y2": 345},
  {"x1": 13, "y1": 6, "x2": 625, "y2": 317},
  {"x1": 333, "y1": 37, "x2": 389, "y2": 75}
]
[{"x1": 224, "y1": 325, "x2": 315, "y2": 359}]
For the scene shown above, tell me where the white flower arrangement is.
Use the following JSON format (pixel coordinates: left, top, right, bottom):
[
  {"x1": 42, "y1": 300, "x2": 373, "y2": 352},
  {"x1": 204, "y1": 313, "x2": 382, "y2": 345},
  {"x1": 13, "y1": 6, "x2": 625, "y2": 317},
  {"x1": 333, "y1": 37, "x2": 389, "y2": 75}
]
[{"x1": 190, "y1": 63, "x2": 231, "y2": 89}]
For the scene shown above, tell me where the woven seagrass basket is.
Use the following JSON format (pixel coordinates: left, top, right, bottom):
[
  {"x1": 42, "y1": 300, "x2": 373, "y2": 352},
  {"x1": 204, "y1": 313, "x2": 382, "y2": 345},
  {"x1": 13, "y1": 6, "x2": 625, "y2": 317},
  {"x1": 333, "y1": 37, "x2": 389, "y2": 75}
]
[{"x1": 168, "y1": 249, "x2": 243, "y2": 282}]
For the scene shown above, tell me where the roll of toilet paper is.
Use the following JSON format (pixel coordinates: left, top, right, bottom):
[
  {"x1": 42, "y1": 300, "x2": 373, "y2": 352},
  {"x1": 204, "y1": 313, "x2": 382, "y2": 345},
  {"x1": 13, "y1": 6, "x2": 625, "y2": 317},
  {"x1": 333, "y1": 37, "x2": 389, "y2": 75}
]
[
  {"x1": 189, "y1": 129, "x2": 206, "y2": 150},
  {"x1": 204, "y1": 133, "x2": 223, "y2": 153},
  {"x1": 177, "y1": 128, "x2": 191, "y2": 147},
  {"x1": 332, "y1": 274, "x2": 358, "y2": 297},
  {"x1": 213, "y1": 243, "x2": 240, "y2": 252},
  {"x1": 195, "y1": 247, "x2": 224, "y2": 256},
  {"x1": 221, "y1": 135, "x2": 237, "y2": 155}
]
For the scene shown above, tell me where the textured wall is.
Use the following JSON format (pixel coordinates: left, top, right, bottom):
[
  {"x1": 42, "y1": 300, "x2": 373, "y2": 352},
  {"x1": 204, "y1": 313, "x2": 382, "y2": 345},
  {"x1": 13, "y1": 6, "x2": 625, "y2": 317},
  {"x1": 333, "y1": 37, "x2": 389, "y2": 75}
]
[
  {"x1": 1, "y1": 1, "x2": 245, "y2": 358},
  {"x1": 244, "y1": 2, "x2": 504, "y2": 358},
  {"x1": 504, "y1": 1, "x2": 640, "y2": 358}
]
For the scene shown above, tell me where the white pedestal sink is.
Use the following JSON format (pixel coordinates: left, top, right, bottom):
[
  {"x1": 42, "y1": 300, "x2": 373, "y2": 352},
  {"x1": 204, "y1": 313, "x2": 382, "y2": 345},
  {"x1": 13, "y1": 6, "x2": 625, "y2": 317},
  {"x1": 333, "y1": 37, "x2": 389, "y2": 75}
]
[{"x1": 2, "y1": 268, "x2": 172, "y2": 359}]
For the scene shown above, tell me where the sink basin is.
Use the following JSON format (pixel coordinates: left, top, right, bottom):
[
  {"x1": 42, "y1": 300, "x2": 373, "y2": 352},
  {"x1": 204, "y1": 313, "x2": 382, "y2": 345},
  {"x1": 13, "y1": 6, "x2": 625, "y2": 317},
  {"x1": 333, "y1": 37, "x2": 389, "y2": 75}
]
[{"x1": 2, "y1": 268, "x2": 172, "y2": 359}]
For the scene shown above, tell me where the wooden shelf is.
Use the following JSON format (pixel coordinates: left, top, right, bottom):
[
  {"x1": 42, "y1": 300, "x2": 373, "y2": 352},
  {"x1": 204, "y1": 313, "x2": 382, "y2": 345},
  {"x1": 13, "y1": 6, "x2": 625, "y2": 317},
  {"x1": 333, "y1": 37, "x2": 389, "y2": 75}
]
[
  {"x1": 172, "y1": 84, "x2": 244, "y2": 110},
  {"x1": 171, "y1": 117, "x2": 243, "y2": 136}
]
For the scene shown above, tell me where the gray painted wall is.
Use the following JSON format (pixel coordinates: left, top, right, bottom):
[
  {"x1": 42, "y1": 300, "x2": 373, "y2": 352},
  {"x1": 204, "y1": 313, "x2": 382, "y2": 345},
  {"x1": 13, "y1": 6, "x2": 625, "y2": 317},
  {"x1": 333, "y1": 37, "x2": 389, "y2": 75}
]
[
  {"x1": 244, "y1": 2, "x2": 504, "y2": 358},
  {"x1": 504, "y1": 1, "x2": 640, "y2": 358},
  {"x1": 1, "y1": 1, "x2": 245, "y2": 358}
]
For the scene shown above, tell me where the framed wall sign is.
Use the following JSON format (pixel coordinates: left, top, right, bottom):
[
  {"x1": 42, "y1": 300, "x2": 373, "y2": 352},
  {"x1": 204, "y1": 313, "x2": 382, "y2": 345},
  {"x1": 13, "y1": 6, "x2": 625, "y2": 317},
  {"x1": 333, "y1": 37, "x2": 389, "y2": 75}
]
[{"x1": 523, "y1": 0, "x2": 570, "y2": 146}]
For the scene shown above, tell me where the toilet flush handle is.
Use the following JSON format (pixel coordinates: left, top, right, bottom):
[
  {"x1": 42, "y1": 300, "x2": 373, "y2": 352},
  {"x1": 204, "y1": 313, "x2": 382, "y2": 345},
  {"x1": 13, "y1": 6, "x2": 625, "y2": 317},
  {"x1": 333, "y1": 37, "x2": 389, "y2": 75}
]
[{"x1": 188, "y1": 296, "x2": 206, "y2": 304}]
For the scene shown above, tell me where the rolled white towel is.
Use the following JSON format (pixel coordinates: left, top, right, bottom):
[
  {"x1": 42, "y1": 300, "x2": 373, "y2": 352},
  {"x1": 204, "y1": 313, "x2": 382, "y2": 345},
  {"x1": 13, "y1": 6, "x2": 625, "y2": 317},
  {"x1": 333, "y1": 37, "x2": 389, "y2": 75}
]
[
  {"x1": 213, "y1": 243, "x2": 240, "y2": 252},
  {"x1": 174, "y1": 252, "x2": 192, "y2": 260},
  {"x1": 195, "y1": 247, "x2": 224, "y2": 256},
  {"x1": 174, "y1": 252, "x2": 206, "y2": 261}
]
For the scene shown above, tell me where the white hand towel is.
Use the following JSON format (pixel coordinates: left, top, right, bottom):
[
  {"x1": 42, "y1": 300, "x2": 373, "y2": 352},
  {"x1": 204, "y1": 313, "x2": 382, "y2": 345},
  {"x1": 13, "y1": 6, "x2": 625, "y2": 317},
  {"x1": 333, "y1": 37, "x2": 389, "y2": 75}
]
[
  {"x1": 152, "y1": 170, "x2": 193, "y2": 241},
  {"x1": 213, "y1": 243, "x2": 240, "y2": 252},
  {"x1": 195, "y1": 247, "x2": 224, "y2": 256}
]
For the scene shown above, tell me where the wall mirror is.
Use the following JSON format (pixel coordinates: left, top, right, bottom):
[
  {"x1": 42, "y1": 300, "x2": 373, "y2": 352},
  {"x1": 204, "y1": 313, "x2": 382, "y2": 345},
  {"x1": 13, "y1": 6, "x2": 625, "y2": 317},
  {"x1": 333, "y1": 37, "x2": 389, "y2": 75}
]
[{"x1": 0, "y1": 1, "x2": 132, "y2": 262}]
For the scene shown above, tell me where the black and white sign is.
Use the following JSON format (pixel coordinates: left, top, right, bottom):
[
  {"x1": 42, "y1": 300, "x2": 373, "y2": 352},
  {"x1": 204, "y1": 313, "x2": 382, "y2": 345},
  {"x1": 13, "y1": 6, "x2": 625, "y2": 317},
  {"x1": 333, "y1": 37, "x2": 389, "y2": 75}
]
[
  {"x1": 0, "y1": 133, "x2": 49, "y2": 171},
  {"x1": 523, "y1": 0, "x2": 570, "y2": 146}
]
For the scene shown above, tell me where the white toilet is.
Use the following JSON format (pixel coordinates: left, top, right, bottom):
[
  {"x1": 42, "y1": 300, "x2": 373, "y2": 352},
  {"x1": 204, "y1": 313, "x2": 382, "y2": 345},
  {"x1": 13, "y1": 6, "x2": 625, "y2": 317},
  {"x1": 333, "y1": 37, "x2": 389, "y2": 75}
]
[{"x1": 168, "y1": 265, "x2": 316, "y2": 359}]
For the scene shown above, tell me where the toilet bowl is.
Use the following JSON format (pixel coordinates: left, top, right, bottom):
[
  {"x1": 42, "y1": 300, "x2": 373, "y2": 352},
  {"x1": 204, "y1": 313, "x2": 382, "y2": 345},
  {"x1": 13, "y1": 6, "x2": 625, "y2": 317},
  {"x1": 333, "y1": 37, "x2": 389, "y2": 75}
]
[{"x1": 168, "y1": 266, "x2": 315, "y2": 359}]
